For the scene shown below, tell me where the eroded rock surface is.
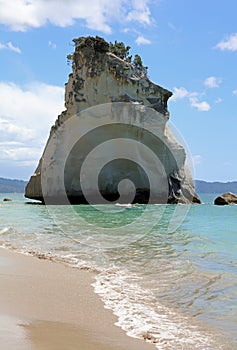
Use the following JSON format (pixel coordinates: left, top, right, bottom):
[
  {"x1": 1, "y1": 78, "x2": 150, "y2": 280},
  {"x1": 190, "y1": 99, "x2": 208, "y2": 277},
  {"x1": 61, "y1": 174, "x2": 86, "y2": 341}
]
[{"x1": 25, "y1": 36, "x2": 200, "y2": 204}]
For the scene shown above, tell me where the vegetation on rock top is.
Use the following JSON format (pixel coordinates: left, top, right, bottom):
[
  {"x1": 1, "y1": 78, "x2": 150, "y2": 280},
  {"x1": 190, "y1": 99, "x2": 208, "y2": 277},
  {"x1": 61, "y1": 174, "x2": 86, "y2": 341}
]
[{"x1": 67, "y1": 36, "x2": 148, "y2": 76}]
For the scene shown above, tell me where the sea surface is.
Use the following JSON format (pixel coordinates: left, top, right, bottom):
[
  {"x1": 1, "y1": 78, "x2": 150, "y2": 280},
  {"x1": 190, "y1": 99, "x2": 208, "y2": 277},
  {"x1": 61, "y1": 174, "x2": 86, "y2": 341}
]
[{"x1": 0, "y1": 193, "x2": 236, "y2": 349}]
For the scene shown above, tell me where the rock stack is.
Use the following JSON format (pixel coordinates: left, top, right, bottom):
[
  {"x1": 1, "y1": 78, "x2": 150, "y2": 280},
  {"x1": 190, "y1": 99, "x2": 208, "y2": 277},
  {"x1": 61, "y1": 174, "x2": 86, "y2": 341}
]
[{"x1": 25, "y1": 36, "x2": 200, "y2": 204}]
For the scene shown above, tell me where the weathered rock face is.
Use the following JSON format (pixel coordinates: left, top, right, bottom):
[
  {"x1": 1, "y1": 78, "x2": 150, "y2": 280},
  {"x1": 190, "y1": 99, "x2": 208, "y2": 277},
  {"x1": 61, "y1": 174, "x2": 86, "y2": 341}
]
[
  {"x1": 214, "y1": 192, "x2": 237, "y2": 205},
  {"x1": 25, "y1": 36, "x2": 200, "y2": 204}
]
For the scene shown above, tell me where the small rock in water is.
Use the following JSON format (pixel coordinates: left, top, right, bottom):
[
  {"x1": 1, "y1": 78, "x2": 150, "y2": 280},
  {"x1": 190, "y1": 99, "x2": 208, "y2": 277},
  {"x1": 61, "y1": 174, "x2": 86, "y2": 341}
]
[
  {"x1": 214, "y1": 192, "x2": 237, "y2": 205},
  {"x1": 142, "y1": 331, "x2": 158, "y2": 342},
  {"x1": 3, "y1": 198, "x2": 12, "y2": 202}
]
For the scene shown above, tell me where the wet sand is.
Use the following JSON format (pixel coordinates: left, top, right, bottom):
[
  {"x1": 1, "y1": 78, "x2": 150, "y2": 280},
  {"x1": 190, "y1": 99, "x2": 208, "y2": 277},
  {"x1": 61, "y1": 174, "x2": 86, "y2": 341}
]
[{"x1": 0, "y1": 247, "x2": 154, "y2": 350}]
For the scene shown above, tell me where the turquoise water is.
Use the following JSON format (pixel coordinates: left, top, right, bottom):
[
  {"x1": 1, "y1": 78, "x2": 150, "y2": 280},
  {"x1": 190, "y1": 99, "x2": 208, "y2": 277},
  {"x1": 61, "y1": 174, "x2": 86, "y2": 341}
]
[{"x1": 0, "y1": 193, "x2": 236, "y2": 349}]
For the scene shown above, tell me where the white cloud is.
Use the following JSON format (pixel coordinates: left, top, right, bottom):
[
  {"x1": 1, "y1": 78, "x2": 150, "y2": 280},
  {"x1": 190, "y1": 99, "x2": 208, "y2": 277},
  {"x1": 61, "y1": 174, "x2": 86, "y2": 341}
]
[
  {"x1": 7, "y1": 41, "x2": 22, "y2": 53},
  {"x1": 170, "y1": 87, "x2": 189, "y2": 101},
  {"x1": 0, "y1": 147, "x2": 40, "y2": 162},
  {"x1": 204, "y1": 76, "x2": 222, "y2": 88},
  {"x1": 127, "y1": 0, "x2": 152, "y2": 25},
  {"x1": 48, "y1": 40, "x2": 56, "y2": 49},
  {"x1": 233, "y1": 89, "x2": 237, "y2": 95},
  {"x1": 0, "y1": 82, "x2": 64, "y2": 128},
  {"x1": 215, "y1": 33, "x2": 237, "y2": 51},
  {"x1": 0, "y1": 41, "x2": 21, "y2": 54},
  {"x1": 0, "y1": 0, "x2": 153, "y2": 33},
  {"x1": 170, "y1": 87, "x2": 210, "y2": 112},
  {"x1": 0, "y1": 81, "x2": 64, "y2": 164},
  {"x1": 135, "y1": 35, "x2": 151, "y2": 45},
  {"x1": 215, "y1": 98, "x2": 222, "y2": 104},
  {"x1": 189, "y1": 96, "x2": 211, "y2": 112},
  {"x1": 0, "y1": 118, "x2": 35, "y2": 141}
]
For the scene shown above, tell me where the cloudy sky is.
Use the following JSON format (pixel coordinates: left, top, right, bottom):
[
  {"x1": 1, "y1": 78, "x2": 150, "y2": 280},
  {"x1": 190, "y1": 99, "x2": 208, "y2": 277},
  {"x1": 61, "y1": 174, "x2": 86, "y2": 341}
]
[{"x1": 0, "y1": 0, "x2": 236, "y2": 181}]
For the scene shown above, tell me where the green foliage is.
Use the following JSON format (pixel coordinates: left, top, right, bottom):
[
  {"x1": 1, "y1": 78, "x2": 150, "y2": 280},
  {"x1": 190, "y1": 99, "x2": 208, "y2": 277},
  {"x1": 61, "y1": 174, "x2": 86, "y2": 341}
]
[
  {"x1": 66, "y1": 53, "x2": 73, "y2": 66},
  {"x1": 67, "y1": 37, "x2": 148, "y2": 76},
  {"x1": 132, "y1": 54, "x2": 148, "y2": 76},
  {"x1": 108, "y1": 41, "x2": 148, "y2": 76},
  {"x1": 109, "y1": 40, "x2": 131, "y2": 61},
  {"x1": 133, "y1": 54, "x2": 143, "y2": 68},
  {"x1": 67, "y1": 54, "x2": 73, "y2": 60}
]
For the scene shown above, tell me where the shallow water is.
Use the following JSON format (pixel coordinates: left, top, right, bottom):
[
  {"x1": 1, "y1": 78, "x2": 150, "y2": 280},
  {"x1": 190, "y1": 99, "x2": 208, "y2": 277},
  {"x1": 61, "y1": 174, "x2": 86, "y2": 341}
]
[{"x1": 0, "y1": 193, "x2": 236, "y2": 349}]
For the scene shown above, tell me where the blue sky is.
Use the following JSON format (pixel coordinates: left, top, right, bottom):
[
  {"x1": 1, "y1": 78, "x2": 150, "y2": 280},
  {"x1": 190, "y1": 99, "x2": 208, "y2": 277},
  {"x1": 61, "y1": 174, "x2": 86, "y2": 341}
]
[{"x1": 0, "y1": 0, "x2": 236, "y2": 182}]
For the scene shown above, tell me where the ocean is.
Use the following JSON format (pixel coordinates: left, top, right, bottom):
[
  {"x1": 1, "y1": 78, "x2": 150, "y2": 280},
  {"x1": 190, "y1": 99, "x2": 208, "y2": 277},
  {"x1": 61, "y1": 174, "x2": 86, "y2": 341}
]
[{"x1": 0, "y1": 193, "x2": 236, "y2": 349}]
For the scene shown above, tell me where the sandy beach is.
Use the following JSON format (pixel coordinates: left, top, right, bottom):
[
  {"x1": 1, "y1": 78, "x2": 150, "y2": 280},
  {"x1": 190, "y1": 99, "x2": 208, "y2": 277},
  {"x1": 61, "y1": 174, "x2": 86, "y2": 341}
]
[{"x1": 0, "y1": 247, "x2": 154, "y2": 350}]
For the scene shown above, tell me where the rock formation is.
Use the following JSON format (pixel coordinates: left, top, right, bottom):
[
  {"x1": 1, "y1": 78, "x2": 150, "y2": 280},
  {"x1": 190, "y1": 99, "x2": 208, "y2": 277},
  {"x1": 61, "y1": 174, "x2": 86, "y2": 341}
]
[
  {"x1": 25, "y1": 36, "x2": 200, "y2": 204},
  {"x1": 214, "y1": 192, "x2": 237, "y2": 205}
]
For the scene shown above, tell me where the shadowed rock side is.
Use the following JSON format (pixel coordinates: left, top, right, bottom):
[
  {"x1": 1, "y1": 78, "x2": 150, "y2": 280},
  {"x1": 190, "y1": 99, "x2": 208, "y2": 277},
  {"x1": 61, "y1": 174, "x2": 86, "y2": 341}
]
[{"x1": 25, "y1": 36, "x2": 200, "y2": 204}]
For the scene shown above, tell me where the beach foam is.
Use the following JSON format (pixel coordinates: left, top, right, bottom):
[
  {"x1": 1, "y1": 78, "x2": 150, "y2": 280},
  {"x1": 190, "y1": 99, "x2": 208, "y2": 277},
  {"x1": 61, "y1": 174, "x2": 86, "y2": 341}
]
[{"x1": 93, "y1": 268, "x2": 225, "y2": 350}]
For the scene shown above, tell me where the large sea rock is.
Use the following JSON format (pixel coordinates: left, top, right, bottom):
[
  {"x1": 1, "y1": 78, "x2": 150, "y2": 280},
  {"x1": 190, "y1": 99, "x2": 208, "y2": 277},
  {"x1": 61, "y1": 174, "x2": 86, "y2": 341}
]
[
  {"x1": 214, "y1": 192, "x2": 237, "y2": 205},
  {"x1": 25, "y1": 36, "x2": 200, "y2": 205}
]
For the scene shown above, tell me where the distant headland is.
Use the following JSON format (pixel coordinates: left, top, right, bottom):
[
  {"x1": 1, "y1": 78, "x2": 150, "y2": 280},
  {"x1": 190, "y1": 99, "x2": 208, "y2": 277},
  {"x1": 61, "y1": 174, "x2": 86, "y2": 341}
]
[
  {"x1": 1, "y1": 177, "x2": 237, "y2": 195},
  {"x1": 0, "y1": 177, "x2": 27, "y2": 193},
  {"x1": 195, "y1": 180, "x2": 237, "y2": 193}
]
